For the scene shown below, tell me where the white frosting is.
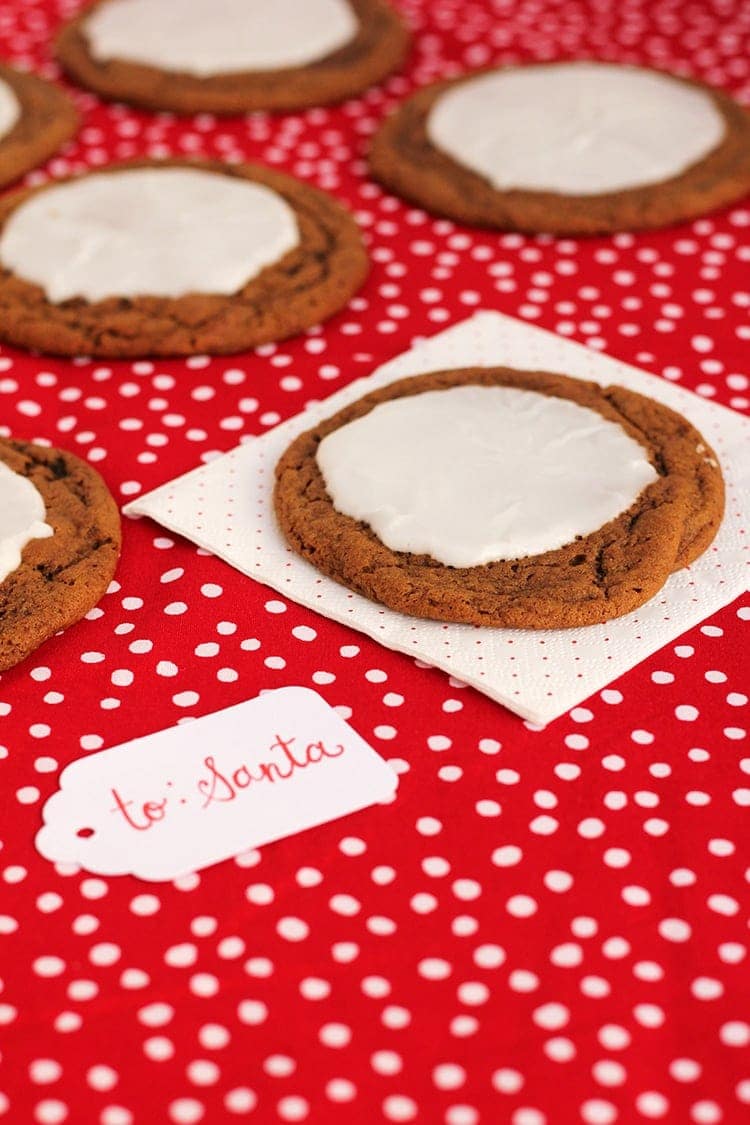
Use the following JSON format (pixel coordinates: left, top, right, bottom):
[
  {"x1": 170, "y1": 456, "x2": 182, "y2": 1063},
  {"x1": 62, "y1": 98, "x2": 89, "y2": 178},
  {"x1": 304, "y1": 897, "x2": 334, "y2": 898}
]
[
  {"x1": 0, "y1": 167, "x2": 300, "y2": 304},
  {"x1": 427, "y1": 62, "x2": 726, "y2": 195},
  {"x1": 0, "y1": 463, "x2": 54, "y2": 584},
  {"x1": 316, "y1": 385, "x2": 659, "y2": 568},
  {"x1": 84, "y1": 0, "x2": 358, "y2": 77},
  {"x1": 0, "y1": 76, "x2": 21, "y2": 141}
]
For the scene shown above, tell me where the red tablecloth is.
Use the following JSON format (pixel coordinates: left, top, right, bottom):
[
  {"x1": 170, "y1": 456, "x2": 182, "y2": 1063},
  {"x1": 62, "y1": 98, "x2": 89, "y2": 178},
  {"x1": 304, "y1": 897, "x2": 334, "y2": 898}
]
[{"x1": 1, "y1": 2, "x2": 749, "y2": 1123}]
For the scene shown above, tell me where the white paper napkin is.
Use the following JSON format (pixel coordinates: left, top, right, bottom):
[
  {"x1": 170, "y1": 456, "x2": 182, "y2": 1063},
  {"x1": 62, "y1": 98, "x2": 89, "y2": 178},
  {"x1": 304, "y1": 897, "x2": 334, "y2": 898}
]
[{"x1": 124, "y1": 313, "x2": 750, "y2": 724}]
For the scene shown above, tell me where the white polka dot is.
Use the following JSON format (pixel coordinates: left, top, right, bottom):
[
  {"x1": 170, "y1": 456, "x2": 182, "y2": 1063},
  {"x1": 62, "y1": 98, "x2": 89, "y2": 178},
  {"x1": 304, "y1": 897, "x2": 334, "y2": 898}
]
[
  {"x1": 636, "y1": 1092, "x2": 669, "y2": 1118},
  {"x1": 592, "y1": 1060, "x2": 626, "y2": 1087},
  {"x1": 533, "y1": 1003, "x2": 569, "y2": 1030},
  {"x1": 29, "y1": 1060, "x2": 63, "y2": 1085},
  {"x1": 34, "y1": 1101, "x2": 68, "y2": 1124},
  {"x1": 418, "y1": 958, "x2": 452, "y2": 981},
  {"x1": 277, "y1": 917, "x2": 309, "y2": 941},
  {"x1": 720, "y1": 1020, "x2": 750, "y2": 1047},
  {"x1": 372, "y1": 1051, "x2": 402, "y2": 1076},
  {"x1": 224, "y1": 1088, "x2": 257, "y2": 1114},
  {"x1": 165, "y1": 943, "x2": 198, "y2": 968},
  {"x1": 544, "y1": 870, "x2": 573, "y2": 893},
  {"x1": 33, "y1": 957, "x2": 66, "y2": 978},
  {"x1": 130, "y1": 894, "x2": 160, "y2": 917},
  {"x1": 707, "y1": 893, "x2": 739, "y2": 916},
  {"x1": 512, "y1": 1110, "x2": 545, "y2": 1125},
  {"x1": 633, "y1": 1003, "x2": 665, "y2": 1028},
  {"x1": 506, "y1": 895, "x2": 537, "y2": 917},
  {"x1": 100, "y1": 1108, "x2": 132, "y2": 1125},
  {"x1": 87, "y1": 1066, "x2": 118, "y2": 1092},
  {"x1": 198, "y1": 1024, "x2": 230, "y2": 1050},
  {"x1": 474, "y1": 944, "x2": 506, "y2": 969},
  {"x1": 580, "y1": 1099, "x2": 617, "y2": 1124},
  {"x1": 492, "y1": 845, "x2": 522, "y2": 867},
  {"x1": 550, "y1": 943, "x2": 583, "y2": 968},
  {"x1": 543, "y1": 1037, "x2": 575, "y2": 1062},
  {"x1": 168, "y1": 1099, "x2": 204, "y2": 1124},
  {"x1": 598, "y1": 1025, "x2": 630, "y2": 1051},
  {"x1": 237, "y1": 1000, "x2": 267, "y2": 1026},
  {"x1": 319, "y1": 1023, "x2": 351, "y2": 1048},
  {"x1": 326, "y1": 1079, "x2": 356, "y2": 1103},
  {"x1": 382, "y1": 1006, "x2": 411, "y2": 1029},
  {"x1": 382, "y1": 1095, "x2": 418, "y2": 1122},
  {"x1": 508, "y1": 970, "x2": 539, "y2": 993},
  {"x1": 492, "y1": 1069, "x2": 524, "y2": 1094},
  {"x1": 457, "y1": 981, "x2": 489, "y2": 1006},
  {"x1": 690, "y1": 1102, "x2": 722, "y2": 1124},
  {"x1": 264, "y1": 1055, "x2": 295, "y2": 1077},
  {"x1": 433, "y1": 1064, "x2": 465, "y2": 1090},
  {"x1": 691, "y1": 977, "x2": 723, "y2": 1000},
  {"x1": 138, "y1": 1003, "x2": 174, "y2": 1028},
  {"x1": 277, "y1": 1096, "x2": 309, "y2": 1121}
]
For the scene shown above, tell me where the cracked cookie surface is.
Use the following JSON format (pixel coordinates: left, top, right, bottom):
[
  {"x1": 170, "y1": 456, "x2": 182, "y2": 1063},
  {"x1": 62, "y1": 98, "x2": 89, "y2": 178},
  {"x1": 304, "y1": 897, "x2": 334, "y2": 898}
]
[
  {"x1": 0, "y1": 159, "x2": 369, "y2": 358},
  {"x1": 0, "y1": 439, "x2": 121, "y2": 671},
  {"x1": 274, "y1": 368, "x2": 725, "y2": 629},
  {"x1": 369, "y1": 67, "x2": 750, "y2": 235},
  {"x1": 0, "y1": 64, "x2": 78, "y2": 189},
  {"x1": 56, "y1": 0, "x2": 409, "y2": 114}
]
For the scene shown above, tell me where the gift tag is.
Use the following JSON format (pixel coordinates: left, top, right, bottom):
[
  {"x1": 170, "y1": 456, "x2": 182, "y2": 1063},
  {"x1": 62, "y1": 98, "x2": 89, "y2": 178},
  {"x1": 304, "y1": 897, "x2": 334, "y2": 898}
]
[{"x1": 36, "y1": 687, "x2": 399, "y2": 882}]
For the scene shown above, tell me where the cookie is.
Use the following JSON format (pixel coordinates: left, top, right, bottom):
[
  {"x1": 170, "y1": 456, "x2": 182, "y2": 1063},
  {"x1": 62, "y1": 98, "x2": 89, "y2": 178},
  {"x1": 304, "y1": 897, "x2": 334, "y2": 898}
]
[
  {"x1": 0, "y1": 438, "x2": 121, "y2": 672},
  {"x1": 56, "y1": 0, "x2": 410, "y2": 115},
  {"x1": 370, "y1": 62, "x2": 750, "y2": 235},
  {"x1": 274, "y1": 368, "x2": 725, "y2": 630},
  {"x1": 0, "y1": 63, "x2": 78, "y2": 189},
  {"x1": 0, "y1": 159, "x2": 369, "y2": 358}
]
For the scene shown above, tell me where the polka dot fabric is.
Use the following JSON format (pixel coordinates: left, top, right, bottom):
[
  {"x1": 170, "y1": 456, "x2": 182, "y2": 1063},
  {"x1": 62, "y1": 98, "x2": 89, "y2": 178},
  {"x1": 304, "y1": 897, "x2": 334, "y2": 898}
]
[{"x1": 0, "y1": 1, "x2": 748, "y2": 1123}]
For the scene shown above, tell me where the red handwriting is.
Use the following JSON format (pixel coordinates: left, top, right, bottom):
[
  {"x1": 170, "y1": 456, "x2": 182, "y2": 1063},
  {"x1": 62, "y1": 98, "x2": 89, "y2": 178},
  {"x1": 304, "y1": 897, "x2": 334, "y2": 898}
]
[
  {"x1": 110, "y1": 788, "x2": 168, "y2": 831},
  {"x1": 108, "y1": 734, "x2": 347, "y2": 829},
  {"x1": 198, "y1": 734, "x2": 345, "y2": 809}
]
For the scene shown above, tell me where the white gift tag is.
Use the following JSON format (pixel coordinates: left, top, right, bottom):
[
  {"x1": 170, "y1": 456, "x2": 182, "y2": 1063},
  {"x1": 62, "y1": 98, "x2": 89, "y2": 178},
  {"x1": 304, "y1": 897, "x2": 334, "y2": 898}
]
[{"x1": 36, "y1": 687, "x2": 399, "y2": 882}]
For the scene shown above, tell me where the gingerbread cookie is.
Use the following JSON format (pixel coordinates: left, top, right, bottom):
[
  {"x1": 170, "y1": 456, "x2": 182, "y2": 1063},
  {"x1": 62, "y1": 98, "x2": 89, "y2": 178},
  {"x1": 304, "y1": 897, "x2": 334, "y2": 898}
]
[
  {"x1": 370, "y1": 62, "x2": 750, "y2": 235},
  {"x1": 56, "y1": 0, "x2": 410, "y2": 114},
  {"x1": 0, "y1": 159, "x2": 369, "y2": 358},
  {"x1": 274, "y1": 368, "x2": 725, "y2": 629},
  {"x1": 0, "y1": 63, "x2": 78, "y2": 189},
  {"x1": 0, "y1": 439, "x2": 121, "y2": 672}
]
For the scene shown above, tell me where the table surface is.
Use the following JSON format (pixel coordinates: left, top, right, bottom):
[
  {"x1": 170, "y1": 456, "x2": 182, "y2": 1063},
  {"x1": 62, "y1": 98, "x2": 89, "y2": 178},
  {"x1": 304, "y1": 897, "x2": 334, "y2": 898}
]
[{"x1": 1, "y1": 2, "x2": 749, "y2": 1124}]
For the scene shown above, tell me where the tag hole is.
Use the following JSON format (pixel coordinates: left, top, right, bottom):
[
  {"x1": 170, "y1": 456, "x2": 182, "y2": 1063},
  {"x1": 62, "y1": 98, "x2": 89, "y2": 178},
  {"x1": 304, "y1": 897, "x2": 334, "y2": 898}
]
[{"x1": 76, "y1": 827, "x2": 95, "y2": 839}]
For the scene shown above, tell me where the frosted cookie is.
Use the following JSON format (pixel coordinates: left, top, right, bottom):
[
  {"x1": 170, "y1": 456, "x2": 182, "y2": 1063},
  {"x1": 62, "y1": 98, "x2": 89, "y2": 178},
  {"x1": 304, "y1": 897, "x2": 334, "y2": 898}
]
[
  {"x1": 274, "y1": 368, "x2": 725, "y2": 629},
  {"x1": 0, "y1": 439, "x2": 121, "y2": 672},
  {"x1": 56, "y1": 0, "x2": 410, "y2": 114},
  {"x1": 0, "y1": 159, "x2": 369, "y2": 358},
  {"x1": 370, "y1": 62, "x2": 750, "y2": 234},
  {"x1": 0, "y1": 64, "x2": 78, "y2": 188}
]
